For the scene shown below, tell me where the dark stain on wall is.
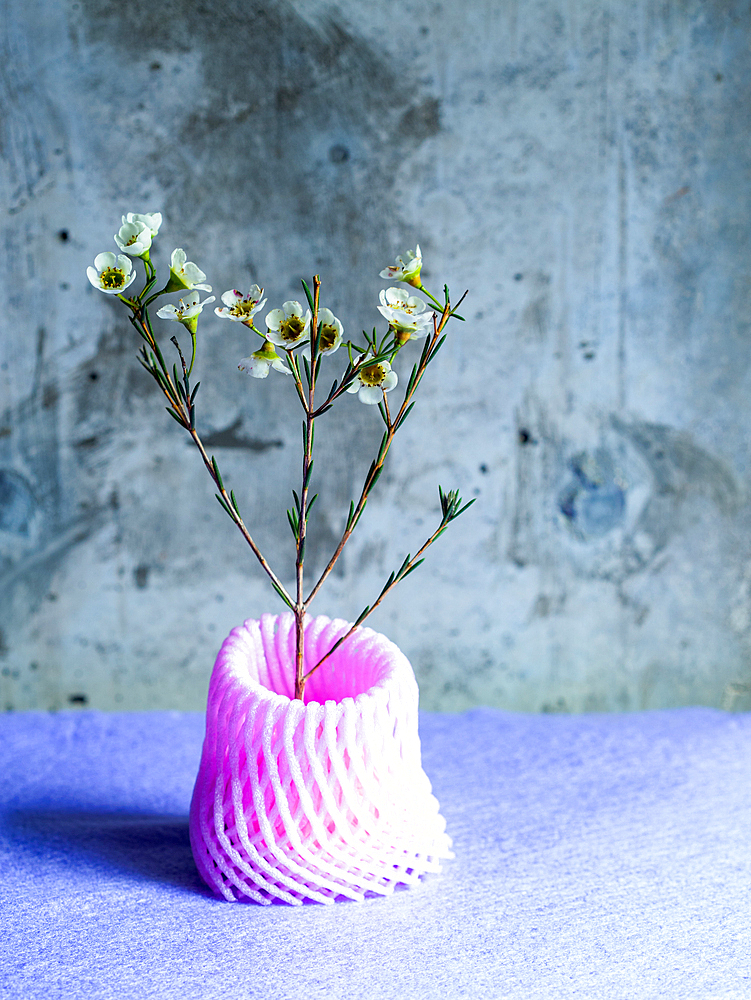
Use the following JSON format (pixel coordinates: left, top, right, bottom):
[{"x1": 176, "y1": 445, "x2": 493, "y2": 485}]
[
  {"x1": 0, "y1": 470, "x2": 37, "y2": 536},
  {"x1": 557, "y1": 449, "x2": 626, "y2": 540},
  {"x1": 202, "y1": 417, "x2": 283, "y2": 453},
  {"x1": 73, "y1": 0, "x2": 441, "y2": 260},
  {"x1": 509, "y1": 391, "x2": 741, "y2": 583},
  {"x1": 611, "y1": 416, "x2": 739, "y2": 514}
]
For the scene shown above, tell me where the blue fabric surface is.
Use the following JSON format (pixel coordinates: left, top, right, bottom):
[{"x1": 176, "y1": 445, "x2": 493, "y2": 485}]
[{"x1": 0, "y1": 707, "x2": 749, "y2": 999}]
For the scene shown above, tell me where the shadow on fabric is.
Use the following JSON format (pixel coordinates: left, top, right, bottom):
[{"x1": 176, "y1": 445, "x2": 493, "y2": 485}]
[{"x1": 3, "y1": 808, "x2": 212, "y2": 896}]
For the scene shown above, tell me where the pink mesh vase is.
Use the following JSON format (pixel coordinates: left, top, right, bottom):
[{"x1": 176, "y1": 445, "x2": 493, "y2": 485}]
[{"x1": 189, "y1": 612, "x2": 453, "y2": 904}]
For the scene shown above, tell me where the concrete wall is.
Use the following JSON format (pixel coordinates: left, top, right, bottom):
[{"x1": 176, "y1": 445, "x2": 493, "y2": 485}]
[{"x1": 2, "y1": 0, "x2": 751, "y2": 713}]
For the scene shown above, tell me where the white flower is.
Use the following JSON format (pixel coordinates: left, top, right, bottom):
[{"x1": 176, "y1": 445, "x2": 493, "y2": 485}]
[
  {"x1": 301, "y1": 307, "x2": 344, "y2": 358},
  {"x1": 238, "y1": 340, "x2": 292, "y2": 379},
  {"x1": 87, "y1": 252, "x2": 137, "y2": 295},
  {"x1": 156, "y1": 291, "x2": 215, "y2": 333},
  {"x1": 114, "y1": 220, "x2": 153, "y2": 259},
  {"x1": 214, "y1": 286, "x2": 267, "y2": 325},
  {"x1": 265, "y1": 300, "x2": 311, "y2": 348},
  {"x1": 377, "y1": 287, "x2": 434, "y2": 340},
  {"x1": 122, "y1": 212, "x2": 162, "y2": 238},
  {"x1": 165, "y1": 248, "x2": 212, "y2": 293},
  {"x1": 379, "y1": 245, "x2": 422, "y2": 286},
  {"x1": 346, "y1": 357, "x2": 398, "y2": 404}
]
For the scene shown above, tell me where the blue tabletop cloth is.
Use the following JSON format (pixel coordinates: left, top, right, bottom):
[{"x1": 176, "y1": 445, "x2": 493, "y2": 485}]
[{"x1": 0, "y1": 707, "x2": 749, "y2": 999}]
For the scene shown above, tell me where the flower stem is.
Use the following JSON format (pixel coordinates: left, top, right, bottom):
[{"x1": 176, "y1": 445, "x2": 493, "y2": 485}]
[
  {"x1": 132, "y1": 301, "x2": 294, "y2": 610},
  {"x1": 304, "y1": 296, "x2": 456, "y2": 607},
  {"x1": 302, "y1": 506, "x2": 462, "y2": 685},
  {"x1": 294, "y1": 274, "x2": 321, "y2": 701},
  {"x1": 418, "y1": 284, "x2": 444, "y2": 309}
]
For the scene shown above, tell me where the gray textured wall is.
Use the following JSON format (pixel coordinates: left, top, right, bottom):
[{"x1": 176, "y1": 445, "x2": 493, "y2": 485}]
[{"x1": 2, "y1": 0, "x2": 751, "y2": 713}]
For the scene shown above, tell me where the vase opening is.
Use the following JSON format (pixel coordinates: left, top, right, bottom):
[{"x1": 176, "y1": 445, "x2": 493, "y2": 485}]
[{"x1": 234, "y1": 613, "x2": 396, "y2": 705}]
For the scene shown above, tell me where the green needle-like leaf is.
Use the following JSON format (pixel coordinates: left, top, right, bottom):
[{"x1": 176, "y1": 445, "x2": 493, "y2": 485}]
[
  {"x1": 419, "y1": 337, "x2": 432, "y2": 367},
  {"x1": 301, "y1": 278, "x2": 315, "y2": 313},
  {"x1": 455, "y1": 498, "x2": 476, "y2": 517},
  {"x1": 395, "y1": 401, "x2": 416, "y2": 430},
  {"x1": 271, "y1": 580, "x2": 294, "y2": 610},
  {"x1": 428, "y1": 334, "x2": 447, "y2": 362},
  {"x1": 354, "y1": 605, "x2": 371, "y2": 627},
  {"x1": 287, "y1": 509, "x2": 299, "y2": 537},
  {"x1": 215, "y1": 493, "x2": 232, "y2": 517},
  {"x1": 211, "y1": 456, "x2": 224, "y2": 491},
  {"x1": 402, "y1": 558, "x2": 425, "y2": 578}
]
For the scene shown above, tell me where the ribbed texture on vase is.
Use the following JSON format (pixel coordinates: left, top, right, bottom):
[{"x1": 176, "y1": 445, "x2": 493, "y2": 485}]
[{"x1": 189, "y1": 613, "x2": 453, "y2": 904}]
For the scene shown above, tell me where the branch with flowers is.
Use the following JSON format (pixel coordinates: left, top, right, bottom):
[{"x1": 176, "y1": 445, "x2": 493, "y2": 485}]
[{"x1": 88, "y1": 218, "x2": 472, "y2": 700}]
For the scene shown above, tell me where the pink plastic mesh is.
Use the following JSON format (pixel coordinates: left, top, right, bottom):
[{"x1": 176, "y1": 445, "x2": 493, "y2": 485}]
[{"x1": 189, "y1": 613, "x2": 453, "y2": 904}]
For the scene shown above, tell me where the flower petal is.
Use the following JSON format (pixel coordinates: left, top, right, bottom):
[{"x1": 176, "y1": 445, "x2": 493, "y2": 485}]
[
  {"x1": 265, "y1": 308, "x2": 285, "y2": 330},
  {"x1": 358, "y1": 385, "x2": 384, "y2": 404},
  {"x1": 385, "y1": 287, "x2": 409, "y2": 306},
  {"x1": 181, "y1": 261, "x2": 207, "y2": 284},
  {"x1": 94, "y1": 251, "x2": 118, "y2": 270}
]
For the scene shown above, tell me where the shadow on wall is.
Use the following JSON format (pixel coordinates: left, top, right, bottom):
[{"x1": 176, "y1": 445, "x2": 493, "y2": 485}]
[{"x1": 74, "y1": 0, "x2": 441, "y2": 254}]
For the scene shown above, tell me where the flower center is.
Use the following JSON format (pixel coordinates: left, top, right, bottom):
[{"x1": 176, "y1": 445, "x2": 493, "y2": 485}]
[
  {"x1": 230, "y1": 300, "x2": 258, "y2": 318},
  {"x1": 100, "y1": 267, "x2": 126, "y2": 289},
  {"x1": 318, "y1": 323, "x2": 337, "y2": 351},
  {"x1": 279, "y1": 315, "x2": 305, "y2": 342},
  {"x1": 360, "y1": 363, "x2": 385, "y2": 387},
  {"x1": 125, "y1": 234, "x2": 140, "y2": 247}
]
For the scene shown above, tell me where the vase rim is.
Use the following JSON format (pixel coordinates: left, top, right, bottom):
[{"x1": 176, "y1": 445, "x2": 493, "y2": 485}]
[{"x1": 218, "y1": 611, "x2": 413, "y2": 710}]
